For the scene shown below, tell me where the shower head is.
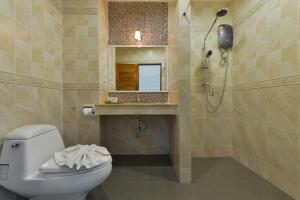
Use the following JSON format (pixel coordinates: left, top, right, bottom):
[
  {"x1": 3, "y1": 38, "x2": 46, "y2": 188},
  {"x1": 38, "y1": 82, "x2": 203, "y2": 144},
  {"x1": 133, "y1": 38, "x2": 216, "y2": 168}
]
[
  {"x1": 206, "y1": 50, "x2": 213, "y2": 58},
  {"x1": 203, "y1": 8, "x2": 228, "y2": 49},
  {"x1": 216, "y1": 8, "x2": 228, "y2": 17}
]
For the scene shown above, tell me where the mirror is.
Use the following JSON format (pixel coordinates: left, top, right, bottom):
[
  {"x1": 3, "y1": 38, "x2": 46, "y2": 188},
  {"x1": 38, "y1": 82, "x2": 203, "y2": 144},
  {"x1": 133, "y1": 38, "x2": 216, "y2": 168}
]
[{"x1": 108, "y1": 47, "x2": 168, "y2": 92}]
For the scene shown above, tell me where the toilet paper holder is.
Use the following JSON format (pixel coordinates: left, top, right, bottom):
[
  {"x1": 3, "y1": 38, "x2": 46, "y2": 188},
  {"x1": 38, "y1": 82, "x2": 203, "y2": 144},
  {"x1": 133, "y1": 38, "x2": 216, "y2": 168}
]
[{"x1": 82, "y1": 104, "x2": 95, "y2": 116}]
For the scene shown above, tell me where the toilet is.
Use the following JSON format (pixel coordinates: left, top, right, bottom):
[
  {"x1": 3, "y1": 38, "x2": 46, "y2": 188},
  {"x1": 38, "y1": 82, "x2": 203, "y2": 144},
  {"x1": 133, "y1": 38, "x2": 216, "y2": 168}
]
[{"x1": 0, "y1": 124, "x2": 112, "y2": 200}]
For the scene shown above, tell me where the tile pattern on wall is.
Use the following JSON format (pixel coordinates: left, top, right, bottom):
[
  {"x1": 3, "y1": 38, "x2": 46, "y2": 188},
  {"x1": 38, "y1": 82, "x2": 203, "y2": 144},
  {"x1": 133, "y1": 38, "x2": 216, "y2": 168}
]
[
  {"x1": 168, "y1": 0, "x2": 192, "y2": 183},
  {"x1": 0, "y1": 71, "x2": 63, "y2": 89},
  {"x1": 63, "y1": 8, "x2": 98, "y2": 15},
  {"x1": 0, "y1": 0, "x2": 64, "y2": 145},
  {"x1": 232, "y1": 84, "x2": 300, "y2": 200},
  {"x1": 230, "y1": 0, "x2": 300, "y2": 199},
  {"x1": 63, "y1": 89, "x2": 100, "y2": 147},
  {"x1": 108, "y1": 92, "x2": 168, "y2": 104},
  {"x1": 62, "y1": 0, "x2": 99, "y2": 9},
  {"x1": 98, "y1": 0, "x2": 109, "y2": 89},
  {"x1": 0, "y1": 0, "x2": 64, "y2": 82},
  {"x1": 108, "y1": 2, "x2": 168, "y2": 45},
  {"x1": 0, "y1": 72, "x2": 63, "y2": 144},
  {"x1": 0, "y1": 0, "x2": 64, "y2": 172},
  {"x1": 190, "y1": 2, "x2": 233, "y2": 158},
  {"x1": 63, "y1": 1, "x2": 99, "y2": 84},
  {"x1": 62, "y1": 0, "x2": 102, "y2": 148},
  {"x1": 231, "y1": 0, "x2": 298, "y2": 85},
  {"x1": 0, "y1": 78, "x2": 63, "y2": 145},
  {"x1": 190, "y1": 87, "x2": 233, "y2": 158},
  {"x1": 191, "y1": 1, "x2": 233, "y2": 87},
  {"x1": 0, "y1": 0, "x2": 102, "y2": 198},
  {"x1": 167, "y1": 2, "x2": 179, "y2": 89}
]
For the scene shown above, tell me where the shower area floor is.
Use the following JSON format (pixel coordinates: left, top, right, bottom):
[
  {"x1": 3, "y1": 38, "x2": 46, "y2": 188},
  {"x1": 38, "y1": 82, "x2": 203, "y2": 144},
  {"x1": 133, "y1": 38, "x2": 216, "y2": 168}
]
[{"x1": 87, "y1": 157, "x2": 294, "y2": 200}]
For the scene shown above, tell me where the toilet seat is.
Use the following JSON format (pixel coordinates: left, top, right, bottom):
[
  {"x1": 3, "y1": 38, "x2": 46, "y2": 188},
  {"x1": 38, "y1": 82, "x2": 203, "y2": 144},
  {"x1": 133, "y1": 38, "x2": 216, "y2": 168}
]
[
  {"x1": 39, "y1": 157, "x2": 112, "y2": 178},
  {"x1": 0, "y1": 124, "x2": 113, "y2": 200}
]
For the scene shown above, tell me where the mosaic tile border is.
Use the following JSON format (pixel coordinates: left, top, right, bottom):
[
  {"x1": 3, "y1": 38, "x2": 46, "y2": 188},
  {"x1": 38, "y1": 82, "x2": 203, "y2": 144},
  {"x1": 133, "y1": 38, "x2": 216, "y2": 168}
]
[
  {"x1": 169, "y1": 80, "x2": 190, "y2": 91},
  {"x1": 191, "y1": 85, "x2": 232, "y2": 92},
  {"x1": 63, "y1": 83, "x2": 109, "y2": 90},
  {"x1": 189, "y1": 76, "x2": 300, "y2": 91},
  {"x1": 109, "y1": 91, "x2": 169, "y2": 103},
  {"x1": 0, "y1": 71, "x2": 62, "y2": 89},
  {"x1": 63, "y1": 7, "x2": 98, "y2": 15},
  {"x1": 63, "y1": 83, "x2": 100, "y2": 90},
  {"x1": 233, "y1": 75, "x2": 300, "y2": 91}
]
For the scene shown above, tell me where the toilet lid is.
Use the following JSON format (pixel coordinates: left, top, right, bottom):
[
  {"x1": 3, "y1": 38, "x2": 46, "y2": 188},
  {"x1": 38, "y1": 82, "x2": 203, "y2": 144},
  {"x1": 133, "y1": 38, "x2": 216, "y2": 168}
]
[{"x1": 39, "y1": 157, "x2": 112, "y2": 174}]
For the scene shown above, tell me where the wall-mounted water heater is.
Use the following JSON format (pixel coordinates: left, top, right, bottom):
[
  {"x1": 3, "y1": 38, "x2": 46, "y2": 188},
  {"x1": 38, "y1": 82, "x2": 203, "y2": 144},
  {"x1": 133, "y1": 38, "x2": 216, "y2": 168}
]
[{"x1": 218, "y1": 24, "x2": 233, "y2": 49}]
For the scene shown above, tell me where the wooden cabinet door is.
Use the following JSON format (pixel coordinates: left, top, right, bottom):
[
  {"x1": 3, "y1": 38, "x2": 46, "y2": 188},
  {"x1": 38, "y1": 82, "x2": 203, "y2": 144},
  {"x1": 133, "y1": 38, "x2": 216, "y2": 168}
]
[{"x1": 116, "y1": 64, "x2": 139, "y2": 91}]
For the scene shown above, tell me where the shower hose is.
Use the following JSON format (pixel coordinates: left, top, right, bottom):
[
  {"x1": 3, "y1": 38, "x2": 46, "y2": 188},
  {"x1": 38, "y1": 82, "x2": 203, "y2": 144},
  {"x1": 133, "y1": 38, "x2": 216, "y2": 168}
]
[{"x1": 204, "y1": 49, "x2": 229, "y2": 113}]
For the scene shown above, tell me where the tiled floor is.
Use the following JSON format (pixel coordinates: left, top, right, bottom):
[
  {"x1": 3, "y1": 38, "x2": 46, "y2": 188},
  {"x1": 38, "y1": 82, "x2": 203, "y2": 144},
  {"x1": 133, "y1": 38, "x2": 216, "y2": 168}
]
[{"x1": 87, "y1": 157, "x2": 294, "y2": 200}]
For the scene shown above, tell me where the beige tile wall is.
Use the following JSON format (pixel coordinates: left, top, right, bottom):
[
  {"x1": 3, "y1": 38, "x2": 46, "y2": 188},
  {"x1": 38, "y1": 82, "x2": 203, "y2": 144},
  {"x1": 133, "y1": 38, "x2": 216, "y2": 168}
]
[
  {"x1": 0, "y1": 82, "x2": 62, "y2": 144},
  {"x1": 63, "y1": 2, "x2": 99, "y2": 84},
  {"x1": 232, "y1": 85, "x2": 300, "y2": 199},
  {"x1": 167, "y1": 2, "x2": 179, "y2": 89},
  {"x1": 190, "y1": 2, "x2": 233, "y2": 158},
  {"x1": 108, "y1": 47, "x2": 116, "y2": 91},
  {"x1": 63, "y1": 0, "x2": 99, "y2": 9},
  {"x1": 232, "y1": 0, "x2": 298, "y2": 85},
  {"x1": 168, "y1": 0, "x2": 192, "y2": 183},
  {"x1": 63, "y1": 89, "x2": 100, "y2": 146},
  {"x1": 231, "y1": 0, "x2": 300, "y2": 199},
  {"x1": 0, "y1": 0, "x2": 63, "y2": 82},
  {"x1": 0, "y1": 0, "x2": 63, "y2": 145},
  {"x1": 168, "y1": 0, "x2": 180, "y2": 180},
  {"x1": 191, "y1": 2, "x2": 233, "y2": 87},
  {"x1": 62, "y1": 0, "x2": 103, "y2": 147},
  {"x1": 98, "y1": 0, "x2": 109, "y2": 102}
]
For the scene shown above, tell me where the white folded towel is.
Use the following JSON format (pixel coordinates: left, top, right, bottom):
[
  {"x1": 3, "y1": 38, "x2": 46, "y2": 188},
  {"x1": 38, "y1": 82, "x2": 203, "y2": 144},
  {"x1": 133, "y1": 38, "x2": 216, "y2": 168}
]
[{"x1": 54, "y1": 144, "x2": 111, "y2": 170}]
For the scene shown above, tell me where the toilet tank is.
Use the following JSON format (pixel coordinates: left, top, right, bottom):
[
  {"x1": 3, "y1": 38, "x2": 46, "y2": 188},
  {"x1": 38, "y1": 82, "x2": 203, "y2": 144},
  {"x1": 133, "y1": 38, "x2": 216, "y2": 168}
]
[{"x1": 0, "y1": 125, "x2": 65, "y2": 180}]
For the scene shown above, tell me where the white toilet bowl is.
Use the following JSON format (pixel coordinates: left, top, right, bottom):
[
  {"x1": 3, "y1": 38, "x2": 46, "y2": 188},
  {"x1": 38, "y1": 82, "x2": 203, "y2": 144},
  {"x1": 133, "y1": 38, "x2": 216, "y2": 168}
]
[{"x1": 0, "y1": 125, "x2": 112, "y2": 200}]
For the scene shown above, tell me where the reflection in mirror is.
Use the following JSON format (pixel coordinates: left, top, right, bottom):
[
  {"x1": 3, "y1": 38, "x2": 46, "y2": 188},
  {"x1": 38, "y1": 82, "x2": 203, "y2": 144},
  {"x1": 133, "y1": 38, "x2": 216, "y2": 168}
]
[
  {"x1": 108, "y1": 47, "x2": 168, "y2": 92},
  {"x1": 139, "y1": 64, "x2": 161, "y2": 91}
]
